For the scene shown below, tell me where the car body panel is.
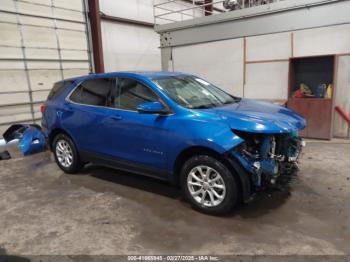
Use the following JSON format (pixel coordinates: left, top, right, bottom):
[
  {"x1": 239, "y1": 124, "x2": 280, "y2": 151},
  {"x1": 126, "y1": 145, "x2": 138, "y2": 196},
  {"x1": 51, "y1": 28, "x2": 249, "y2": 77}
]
[
  {"x1": 205, "y1": 98, "x2": 306, "y2": 133},
  {"x1": 42, "y1": 71, "x2": 306, "y2": 196}
]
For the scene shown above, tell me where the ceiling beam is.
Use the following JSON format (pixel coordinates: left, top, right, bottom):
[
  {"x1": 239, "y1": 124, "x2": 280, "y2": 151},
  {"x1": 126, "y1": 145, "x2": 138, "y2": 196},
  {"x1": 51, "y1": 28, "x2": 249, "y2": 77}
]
[{"x1": 100, "y1": 13, "x2": 154, "y2": 28}]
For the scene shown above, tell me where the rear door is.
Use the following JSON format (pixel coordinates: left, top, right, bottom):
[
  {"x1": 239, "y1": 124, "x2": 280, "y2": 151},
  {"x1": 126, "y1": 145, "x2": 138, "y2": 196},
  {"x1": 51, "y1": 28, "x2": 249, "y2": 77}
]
[{"x1": 62, "y1": 77, "x2": 116, "y2": 154}]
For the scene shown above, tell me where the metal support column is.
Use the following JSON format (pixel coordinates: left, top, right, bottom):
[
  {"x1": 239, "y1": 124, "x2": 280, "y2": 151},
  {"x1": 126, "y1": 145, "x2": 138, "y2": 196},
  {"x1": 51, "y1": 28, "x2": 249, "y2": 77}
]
[
  {"x1": 88, "y1": 0, "x2": 104, "y2": 73},
  {"x1": 161, "y1": 47, "x2": 173, "y2": 71},
  {"x1": 204, "y1": 0, "x2": 213, "y2": 16}
]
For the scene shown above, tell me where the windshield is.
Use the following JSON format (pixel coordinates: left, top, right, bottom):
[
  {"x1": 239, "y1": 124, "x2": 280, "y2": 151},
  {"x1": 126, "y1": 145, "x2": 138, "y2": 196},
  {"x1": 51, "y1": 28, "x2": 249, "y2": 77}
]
[{"x1": 153, "y1": 75, "x2": 240, "y2": 109}]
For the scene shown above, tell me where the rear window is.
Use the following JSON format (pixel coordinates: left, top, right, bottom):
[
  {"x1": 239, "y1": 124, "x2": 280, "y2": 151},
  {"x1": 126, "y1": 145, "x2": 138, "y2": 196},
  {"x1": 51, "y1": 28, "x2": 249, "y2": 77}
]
[
  {"x1": 69, "y1": 78, "x2": 113, "y2": 106},
  {"x1": 47, "y1": 80, "x2": 74, "y2": 101}
]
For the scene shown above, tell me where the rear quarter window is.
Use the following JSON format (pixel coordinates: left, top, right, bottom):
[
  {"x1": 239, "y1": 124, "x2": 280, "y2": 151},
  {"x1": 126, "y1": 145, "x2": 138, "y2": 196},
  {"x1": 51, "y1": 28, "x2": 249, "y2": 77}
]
[
  {"x1": 69, "y1": 78, "x2": 113, "y2": 106},
  {"x1": 47, "y1": 81, "x2": 74, "y2": 101}
]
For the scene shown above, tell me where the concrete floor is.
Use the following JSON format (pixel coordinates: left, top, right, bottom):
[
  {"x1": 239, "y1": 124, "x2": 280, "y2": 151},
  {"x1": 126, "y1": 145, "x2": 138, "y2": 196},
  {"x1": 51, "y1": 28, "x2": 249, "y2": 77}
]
[{"x1": 0, "y1": 142, "x2": 349, "y2": 256}]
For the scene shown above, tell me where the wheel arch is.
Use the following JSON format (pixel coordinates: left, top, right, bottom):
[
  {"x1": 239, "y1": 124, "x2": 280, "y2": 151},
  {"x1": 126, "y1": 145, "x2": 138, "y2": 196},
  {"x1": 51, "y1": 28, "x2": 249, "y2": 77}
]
[
  {"x1": 48, "y1": 128, "x2": 75, "y2": 151},
  {"x1": 172, "y1": 146, "x2": 252, "y2": 202}
]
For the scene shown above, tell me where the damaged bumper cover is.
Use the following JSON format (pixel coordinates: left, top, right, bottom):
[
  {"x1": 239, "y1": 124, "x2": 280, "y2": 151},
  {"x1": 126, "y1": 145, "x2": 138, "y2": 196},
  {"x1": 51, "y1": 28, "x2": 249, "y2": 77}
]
[
  {"x1": 0, "y1": 124, "x2": 46, "y2": 159},
  {"x1": 230, "y1": 130, "x2": 305, "y2": 189}
]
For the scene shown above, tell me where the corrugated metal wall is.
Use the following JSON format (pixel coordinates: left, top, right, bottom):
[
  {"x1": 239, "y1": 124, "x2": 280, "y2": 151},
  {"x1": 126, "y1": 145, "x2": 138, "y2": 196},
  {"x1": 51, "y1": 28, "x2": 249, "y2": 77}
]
[{"x1": 0, "y1": 0, "x2": 92, "y2": 133}]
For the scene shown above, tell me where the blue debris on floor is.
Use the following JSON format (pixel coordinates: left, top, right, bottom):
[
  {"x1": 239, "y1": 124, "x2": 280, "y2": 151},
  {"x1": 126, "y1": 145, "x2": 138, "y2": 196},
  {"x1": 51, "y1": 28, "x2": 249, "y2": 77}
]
[{"x1": 0, "y1": 124, "x2": 46, "y2": 160}]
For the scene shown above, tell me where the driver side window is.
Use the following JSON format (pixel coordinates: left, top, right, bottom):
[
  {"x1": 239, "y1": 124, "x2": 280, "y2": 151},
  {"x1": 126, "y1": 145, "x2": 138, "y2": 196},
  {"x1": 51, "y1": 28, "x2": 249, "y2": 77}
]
[{"x1": 114, "y1": 78, "x2": 159, "y2": 111}]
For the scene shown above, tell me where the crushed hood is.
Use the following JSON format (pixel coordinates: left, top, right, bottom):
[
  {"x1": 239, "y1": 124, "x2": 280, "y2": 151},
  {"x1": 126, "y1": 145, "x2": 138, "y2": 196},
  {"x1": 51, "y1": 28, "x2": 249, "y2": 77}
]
[{"x1": 205, "y1": 98, "x2": 306, "y2": 133}]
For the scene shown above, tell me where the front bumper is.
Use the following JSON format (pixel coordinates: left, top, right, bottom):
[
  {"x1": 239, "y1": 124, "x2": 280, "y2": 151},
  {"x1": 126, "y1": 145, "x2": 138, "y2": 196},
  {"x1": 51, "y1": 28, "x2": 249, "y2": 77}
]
[{"x1": 231, "y1": 133, "x2": 305, "y2": 189}]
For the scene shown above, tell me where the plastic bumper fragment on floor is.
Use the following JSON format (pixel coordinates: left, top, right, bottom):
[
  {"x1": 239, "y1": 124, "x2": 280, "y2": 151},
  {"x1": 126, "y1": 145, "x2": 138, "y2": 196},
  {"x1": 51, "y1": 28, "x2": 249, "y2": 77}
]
[{"x1": 0, "y1": 124, "x2": 46, "y2": 159}]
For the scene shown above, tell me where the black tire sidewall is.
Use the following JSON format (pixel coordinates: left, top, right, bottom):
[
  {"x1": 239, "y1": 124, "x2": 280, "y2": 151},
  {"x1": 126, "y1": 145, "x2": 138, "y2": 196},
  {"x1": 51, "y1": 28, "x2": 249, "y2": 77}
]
[
  {"x1": 53, "y1": 133, "x2": 81, "y2": 174},
  {"x1": 180, "y1": 155, "x2": 238, "y2": 215}
]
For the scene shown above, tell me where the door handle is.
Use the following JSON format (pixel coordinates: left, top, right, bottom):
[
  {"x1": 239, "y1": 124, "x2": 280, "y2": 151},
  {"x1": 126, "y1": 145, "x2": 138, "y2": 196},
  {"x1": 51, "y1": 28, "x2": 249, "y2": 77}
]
[{"x1": 110, "y1": 115, "x2": 122, "y2": 121}]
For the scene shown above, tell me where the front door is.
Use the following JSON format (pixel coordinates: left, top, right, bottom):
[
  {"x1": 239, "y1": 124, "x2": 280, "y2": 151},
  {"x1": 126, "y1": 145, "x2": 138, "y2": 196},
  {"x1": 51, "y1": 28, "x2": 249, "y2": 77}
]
[{"x1": 101, "y1": 77, "x2": 170, "y2": 172}]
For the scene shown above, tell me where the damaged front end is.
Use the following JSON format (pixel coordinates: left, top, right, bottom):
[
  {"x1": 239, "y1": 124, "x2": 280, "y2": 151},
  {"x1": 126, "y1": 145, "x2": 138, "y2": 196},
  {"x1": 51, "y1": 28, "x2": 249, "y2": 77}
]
[{"x1": 231, "y1": 130, "x2": 305, "y2": 189}]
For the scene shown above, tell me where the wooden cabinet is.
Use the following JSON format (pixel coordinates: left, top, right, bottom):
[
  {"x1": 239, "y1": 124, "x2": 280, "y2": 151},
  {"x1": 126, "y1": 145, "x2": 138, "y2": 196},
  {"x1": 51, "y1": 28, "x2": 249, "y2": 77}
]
[
  {"x1": 287, "y1": 98, "x2": 333, "y2": 139},
  {"x1": 287, "y1": 55, "x2": 336, "y2": 140}
]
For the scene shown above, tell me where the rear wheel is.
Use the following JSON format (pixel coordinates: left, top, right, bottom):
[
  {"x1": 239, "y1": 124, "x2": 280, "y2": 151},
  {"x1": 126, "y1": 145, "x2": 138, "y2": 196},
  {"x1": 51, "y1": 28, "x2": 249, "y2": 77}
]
[
  {"x1": 53, "y1": 133, "x2": 82, "y2": 174},
  {"x1": 180, "y1": 155, "x2": 238, "y2": 215}
]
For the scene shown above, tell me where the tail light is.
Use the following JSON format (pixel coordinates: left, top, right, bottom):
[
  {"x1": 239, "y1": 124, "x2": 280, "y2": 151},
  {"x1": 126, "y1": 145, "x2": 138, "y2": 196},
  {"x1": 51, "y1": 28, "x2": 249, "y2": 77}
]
[{"x1": 40, "y1": 103, "x2": 47, "y2": 114}]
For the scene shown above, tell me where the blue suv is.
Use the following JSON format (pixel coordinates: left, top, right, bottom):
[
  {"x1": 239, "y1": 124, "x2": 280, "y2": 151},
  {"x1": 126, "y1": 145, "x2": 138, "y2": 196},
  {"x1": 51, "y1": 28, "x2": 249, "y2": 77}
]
[{"x1": 42, "y1": 71, "x2": 306, "y2": 215}]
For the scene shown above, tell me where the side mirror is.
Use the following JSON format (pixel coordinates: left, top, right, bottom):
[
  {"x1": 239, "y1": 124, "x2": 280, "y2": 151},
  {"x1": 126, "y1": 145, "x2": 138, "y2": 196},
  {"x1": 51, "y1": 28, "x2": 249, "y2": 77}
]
[{"x1": 137, "y1": 102, "x2": 169, "y2": 115}]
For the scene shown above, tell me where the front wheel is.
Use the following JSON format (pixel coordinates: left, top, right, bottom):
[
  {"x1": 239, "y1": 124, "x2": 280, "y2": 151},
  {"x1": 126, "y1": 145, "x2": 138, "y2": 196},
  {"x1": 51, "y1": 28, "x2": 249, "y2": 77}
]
[
  {"x1": 180, "y1": 155, "x2": 238, "y2": 215},
  {"x1": 53, "y1": 133, "x2": 82, "y2": 174}
]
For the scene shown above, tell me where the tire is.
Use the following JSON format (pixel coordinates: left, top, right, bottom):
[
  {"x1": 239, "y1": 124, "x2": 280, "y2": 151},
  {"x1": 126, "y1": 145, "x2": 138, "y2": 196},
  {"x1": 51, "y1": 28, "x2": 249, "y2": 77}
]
[
  {"x1": 52, "y1": 133, "x2": 82, "y2": 174},
  {"x1": 180, "y1": 155, "x2": 238, "y2": 215}
]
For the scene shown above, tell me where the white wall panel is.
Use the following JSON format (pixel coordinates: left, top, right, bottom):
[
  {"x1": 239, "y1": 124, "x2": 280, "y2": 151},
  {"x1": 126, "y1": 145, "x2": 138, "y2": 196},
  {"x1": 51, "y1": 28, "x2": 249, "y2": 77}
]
[
  {"x1": 63, "y1": 69, "x2": 89, "y2": 79},
  {"x1": 54, "y1": 0, "x2": 83, "y2": 11},
  {"x1": 0, "y1": 113, "x2": 33, "y2": 124},
  {"x1": 100, "y1": 0, "x2": 204, "y2": 25},
  {"x1": 19, "y1": 16, "x2": 55, "y2": 27},
  {"x1": 0, "y1": 105, "x2": 32, "y2": 118},
  {"x1": 62, "y1": 61, "x2": 90, "y2": 69},
  {"x1": 0, "y1": 0, "x2": 91, "y2": 128},
  {"x1": 246, "y1": 32, "x2": 291, "y2": 61},
  {"x1": 102, "y1": 21, "x2": 161, "y2": 71},
  {"x1": 32, "y1": 90, "x2": 50, "y2": 102},
  {"x1": 0, "y1": 13, "x2": 17, "y2": 23},
  {"x1": 154, "y1": 1, "x2": 204, "y2": 24},
  {"x1": 173, "y1": 39, "x2": 244, "y2": 96},
  {"x1": 58, "y1": 29, "x2": 88, "y2": 50},
  {"x1": 294, "y1": 24, "x2": 350, "y2": 57},
  {"x1": 1, "y1": 0, "x2": 15, "y2": 12},
  {"x1": 22, "y1": 26, "x2": 57, "y2": 48},
  {"x1": 25, "y1": 48, "x2": 59, "y2": 59},
  {"x1": 100, "y1": 0, "x2": 154, "y2": 24},
  {"x1": 27, "y1": 61, "x2": 60, "y2": 69},
  {"x1": 22, "y1": 0, "x2": 51, "y2": 6},
  {"x1": 0, "y1": 46, "x2": 22, "y2": 59},
  {"x1": 61, "y1": 50, "x2": 89, "y2": 60},
  {"x1": 34, "y1": 111, "x2": 43, "y2": 120},
  {"x1": 56, "y1": 20, "x2": 86, "y2": 31},
  {"x1": 0, "y1": 61, "x2": 25, "y2": 70},
  {"x1": 17, "y1": 2, "x2": 53, "y2": 18},
  {"x1": 245, "y1": 62, "x2": 289, "y2": 100},
  {"x1": 0, "y1": 93, "x2": 30, "y2": 105},
  {"x1": 0, "y1": 71, "x2": 28, "y2": 92},
  {"x1": 29, "y1": 70, "x2": 62, "y2": 91},
  {"x1": 0, "y1": 23, "x2": 22, "y2": 47},
  {"x1": 54, "y1": 8, "x2": 84, "y2": 22}
]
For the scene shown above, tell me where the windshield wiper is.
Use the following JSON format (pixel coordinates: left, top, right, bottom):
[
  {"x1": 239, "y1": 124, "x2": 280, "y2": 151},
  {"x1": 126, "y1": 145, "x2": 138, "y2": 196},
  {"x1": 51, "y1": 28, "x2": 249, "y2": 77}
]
[
  {"x1": 224, "y1": 97, "x2": 242, "y2": 105},
  {"x1": 192, "y1": 104, "x2": 217, "y2": 109}
]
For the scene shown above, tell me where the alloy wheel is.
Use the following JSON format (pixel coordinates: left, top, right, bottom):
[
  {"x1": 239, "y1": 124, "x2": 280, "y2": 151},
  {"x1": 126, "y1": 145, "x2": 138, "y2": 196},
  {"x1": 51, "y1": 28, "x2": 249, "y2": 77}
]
[
  {"x1": 187, "y1": 165, "x2": 226, "y2": 207},
  {"x1": 55, "y1": 139, "x2": 73, "y2": 168}
]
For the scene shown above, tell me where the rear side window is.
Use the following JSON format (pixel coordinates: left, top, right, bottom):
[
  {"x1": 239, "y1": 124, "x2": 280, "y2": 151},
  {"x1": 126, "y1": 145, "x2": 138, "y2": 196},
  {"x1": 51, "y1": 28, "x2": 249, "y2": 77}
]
[
  {"x1": 47, "y1": 80, "x2": 73, "y2": 101},
  {"x1": 115, "y1": 78, "x2": 159, "y2": 111},
  {"x1": 69, "y1": 78, "x2": 113, "y2": 106}
]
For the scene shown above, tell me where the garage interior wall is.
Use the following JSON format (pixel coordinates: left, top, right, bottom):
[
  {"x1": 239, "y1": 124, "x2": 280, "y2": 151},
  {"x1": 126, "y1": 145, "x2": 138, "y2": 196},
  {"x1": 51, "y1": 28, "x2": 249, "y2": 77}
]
[
  {"x1": 99, "y1": 0, "x2": 207, "y2": 72},
  {"x1": 171, "y1": 24, "x2": 350, "y2": 137},
  {"x1": 0, "y1": 0, "x2": 92, "y2": 133},
  {"x1": 100, "y1": 0, "x2": 161, "y2": 72}
]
